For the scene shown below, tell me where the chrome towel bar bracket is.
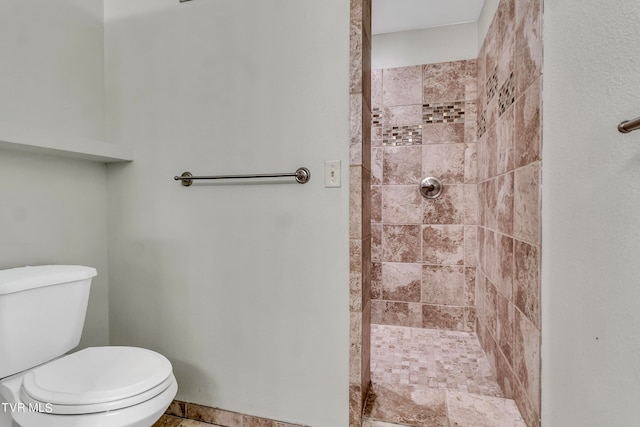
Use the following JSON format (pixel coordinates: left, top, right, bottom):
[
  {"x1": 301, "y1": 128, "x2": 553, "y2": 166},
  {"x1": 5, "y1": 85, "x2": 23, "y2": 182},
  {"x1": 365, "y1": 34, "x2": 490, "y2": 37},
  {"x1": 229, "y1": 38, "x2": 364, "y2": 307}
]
[
  {"x1": 174, "y1": 167, "x2": 310, "y2": 186},
  {"x1": 618, "y1": 116, "x2": 640, "y2": 133}
]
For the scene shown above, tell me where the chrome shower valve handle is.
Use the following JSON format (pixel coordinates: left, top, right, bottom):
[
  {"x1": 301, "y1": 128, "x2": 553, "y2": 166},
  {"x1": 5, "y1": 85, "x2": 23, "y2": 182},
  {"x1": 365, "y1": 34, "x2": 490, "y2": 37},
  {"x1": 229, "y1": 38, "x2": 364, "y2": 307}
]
[{"x1": 420, "y1": 177, "x2": 443, "y2": 199}]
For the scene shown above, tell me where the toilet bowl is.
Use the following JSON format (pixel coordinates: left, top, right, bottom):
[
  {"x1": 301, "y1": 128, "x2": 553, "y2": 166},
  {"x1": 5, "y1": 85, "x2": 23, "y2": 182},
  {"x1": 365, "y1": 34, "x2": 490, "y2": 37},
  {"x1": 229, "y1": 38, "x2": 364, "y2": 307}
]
[
  {"x1": 0, "y1": 360, "x2": 177, "y2": 427},
  {"x1": 0, "y1": 265, "x2": 177, "y2": 427}
]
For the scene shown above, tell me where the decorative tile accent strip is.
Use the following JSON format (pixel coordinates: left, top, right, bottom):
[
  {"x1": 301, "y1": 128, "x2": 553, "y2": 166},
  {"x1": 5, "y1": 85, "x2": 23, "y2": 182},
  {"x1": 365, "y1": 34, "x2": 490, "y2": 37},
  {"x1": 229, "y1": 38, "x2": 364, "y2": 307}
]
[
  {"x1": 477, "y1": 111, "x2": 487, "y2": 139},
  {"x1": 383, "y1": 125, "x2": 423, "y2": 146},
  {"x1": 498, "y1": 72, "x2": 516, "y2": 116},
  {"x1": 423, "y1": 102, "x2": 465, "y2": 124},
  {"x1": 372, "y1": 107, "x2": 382, "y2": 130},
  {"x1": 486, "y1": 68, "x2": 498, "y2": 104}
]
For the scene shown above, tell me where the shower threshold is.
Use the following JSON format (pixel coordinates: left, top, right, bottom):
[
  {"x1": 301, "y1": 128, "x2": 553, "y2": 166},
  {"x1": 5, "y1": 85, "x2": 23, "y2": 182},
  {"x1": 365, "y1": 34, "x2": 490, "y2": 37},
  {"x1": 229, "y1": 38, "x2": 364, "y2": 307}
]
[{"x1": 365, "y1": 325, "x2": 526, "y2": 427}]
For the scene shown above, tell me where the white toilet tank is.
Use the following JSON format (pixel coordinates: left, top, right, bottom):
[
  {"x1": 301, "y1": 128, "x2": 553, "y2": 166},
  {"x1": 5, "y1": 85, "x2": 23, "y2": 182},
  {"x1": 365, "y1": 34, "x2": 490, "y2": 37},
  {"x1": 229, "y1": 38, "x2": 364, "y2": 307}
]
[{"x1": 0, "y1": 265, "x2": 97, "y2": 379}]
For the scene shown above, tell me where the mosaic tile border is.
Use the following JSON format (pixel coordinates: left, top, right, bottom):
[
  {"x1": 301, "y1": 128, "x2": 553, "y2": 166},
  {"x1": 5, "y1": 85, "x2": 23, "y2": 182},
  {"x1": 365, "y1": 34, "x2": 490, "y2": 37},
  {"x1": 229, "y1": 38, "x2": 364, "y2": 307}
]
[
  {"x1": 375, "y1": 100, "x2": 469, "y2": 146},
  {"x1": 383, "y1": 125, "x2": 423, "y2": 146},
  {"x1": 372, "y1": 108, "x2": 382, "y2": 130},
  {"x1": 486, "y1": 68, "x2": 498, "y2": 104},
  {"x1": 423, "y1": 102, "x2": 465, "y2": 124},
  {"x1": 477, "y1": 111, "x2": 487, "y2": 139},
  {"x1": 498, "y1": 72, "x2": 515, "y2": 116}
]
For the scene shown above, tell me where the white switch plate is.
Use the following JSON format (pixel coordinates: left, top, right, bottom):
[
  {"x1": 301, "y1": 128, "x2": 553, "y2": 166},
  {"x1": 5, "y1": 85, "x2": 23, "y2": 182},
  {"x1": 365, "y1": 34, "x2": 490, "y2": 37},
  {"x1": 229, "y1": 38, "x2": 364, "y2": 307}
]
[{"x1": 324, "y1": 160, "x2": 341, "y2": 188}]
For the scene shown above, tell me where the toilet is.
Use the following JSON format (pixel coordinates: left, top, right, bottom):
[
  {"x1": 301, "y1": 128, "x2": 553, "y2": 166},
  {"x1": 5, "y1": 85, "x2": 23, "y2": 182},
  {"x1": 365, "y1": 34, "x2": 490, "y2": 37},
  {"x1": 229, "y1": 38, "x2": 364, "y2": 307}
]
[{"x1": 0, "y1": 265, "x2": 177, "y2": 427}]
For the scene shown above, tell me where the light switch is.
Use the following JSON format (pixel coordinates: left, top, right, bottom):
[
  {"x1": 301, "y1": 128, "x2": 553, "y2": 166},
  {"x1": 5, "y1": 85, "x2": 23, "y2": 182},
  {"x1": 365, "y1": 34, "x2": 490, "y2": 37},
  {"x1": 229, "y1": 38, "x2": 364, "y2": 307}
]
[{"x1": 324, "y1": 160, "x2": 341, "y2": 188}]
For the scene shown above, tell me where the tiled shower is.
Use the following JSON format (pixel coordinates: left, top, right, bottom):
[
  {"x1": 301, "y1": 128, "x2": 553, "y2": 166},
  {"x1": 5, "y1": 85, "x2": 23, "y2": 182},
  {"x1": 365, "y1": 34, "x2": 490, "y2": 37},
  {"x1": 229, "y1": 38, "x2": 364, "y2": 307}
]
[
  {"x1": 370, "y1": 60, "x2": 478, "y2": 332},
  {"x1": 368, "y1": 0, "x2": 542, "y2": 426},
  {"x1": 476, "y1": 0, "x2": 542, "y2": 424}
]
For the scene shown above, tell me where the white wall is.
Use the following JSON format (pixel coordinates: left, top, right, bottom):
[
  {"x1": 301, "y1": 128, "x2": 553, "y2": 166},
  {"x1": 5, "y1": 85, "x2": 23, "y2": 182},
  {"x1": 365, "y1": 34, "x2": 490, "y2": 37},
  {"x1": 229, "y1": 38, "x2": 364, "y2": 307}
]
[
  {"x1": 371, "y1": 0, "x2": 502, "y2": 71},
  {"x1": 0, "y1": 0, "x2": 109, "y2": 349},
  {"x1": 0, "y1": 151, "x2": 109, "y2": 348},
  {"x1": 372, "y1": 22, "x2": 477, "y2": 69},
  {"x1": 104, "y1": 1, "x2": 350, "y2": 426},
  {"x1": 477, "y1": 0, "x2": 499, "y2": 52},
  {"x1": 543, "y1": 1, "x2": 640, "y2": 425},
  {"x1": 0, "y1": 0, "x2": 105, "y2": 140}
]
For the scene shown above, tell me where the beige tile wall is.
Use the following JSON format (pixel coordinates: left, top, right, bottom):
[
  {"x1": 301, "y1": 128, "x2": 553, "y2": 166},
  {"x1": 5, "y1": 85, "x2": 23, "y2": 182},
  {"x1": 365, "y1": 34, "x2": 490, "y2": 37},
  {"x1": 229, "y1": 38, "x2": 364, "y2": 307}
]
[
  {"x1": 349, "y1": 0, "x2": 372, "y2": 425},
  {"x1": 475, "y1": 1, "x2": 542, "y2": 426},
  {"x1": 370, "y1": 59, "x2": 478, "y2": 332},
  {"x1": 368, "y1": 1, "x2": 542, "y2": 425}
]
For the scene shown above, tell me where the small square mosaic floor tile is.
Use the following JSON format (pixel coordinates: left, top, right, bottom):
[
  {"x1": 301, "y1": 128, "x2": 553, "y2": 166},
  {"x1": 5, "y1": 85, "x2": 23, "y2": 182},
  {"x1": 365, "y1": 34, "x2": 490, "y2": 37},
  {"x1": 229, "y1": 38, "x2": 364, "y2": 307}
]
[{"x1": 371, "y1": 324, "x2": 502, "y2": 397}]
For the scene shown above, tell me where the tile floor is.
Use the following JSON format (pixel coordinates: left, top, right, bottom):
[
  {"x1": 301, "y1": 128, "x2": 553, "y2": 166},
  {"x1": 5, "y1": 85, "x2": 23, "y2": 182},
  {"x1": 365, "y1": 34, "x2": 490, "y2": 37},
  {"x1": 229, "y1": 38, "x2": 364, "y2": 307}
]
[
  {"x1": 153, "y1": 415, "x2": 211, "y2": 426},
  {"x1": 363, "y1": 383, "x2": 526, "y2": 427},
  {"x1": 154, "y1": 325, "x2": 525, "y2": 427},
  {"x1": 153, "y1": 413, "x2": 301, "y2": 427},
  {"x1": 371, "y1": 324, "x2": 502, "y2": 396},
  {"x1": 153, "y1": 398, "x2": 304, "y2": 427},
  {"x1": 366, "y1": 325, "x2": 526, "y2": 427}
]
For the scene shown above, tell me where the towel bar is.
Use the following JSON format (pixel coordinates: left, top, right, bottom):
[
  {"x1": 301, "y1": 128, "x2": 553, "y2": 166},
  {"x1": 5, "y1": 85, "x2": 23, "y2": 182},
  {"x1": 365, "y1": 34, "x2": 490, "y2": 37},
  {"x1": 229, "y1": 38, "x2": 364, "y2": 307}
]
[
  {"x1": 618, "y1": 116, "x2": 640, "y2": 133},
  {"x1": 174, "y1": 167, "x2": 310, "y2": 186}
]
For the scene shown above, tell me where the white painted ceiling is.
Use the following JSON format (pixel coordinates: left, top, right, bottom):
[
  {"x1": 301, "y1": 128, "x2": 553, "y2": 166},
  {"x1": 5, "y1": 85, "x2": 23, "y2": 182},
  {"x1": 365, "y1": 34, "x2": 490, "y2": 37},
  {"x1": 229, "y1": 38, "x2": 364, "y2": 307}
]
[{"x1": 372, "y1": 0, "x2": 486, "y2": 35}]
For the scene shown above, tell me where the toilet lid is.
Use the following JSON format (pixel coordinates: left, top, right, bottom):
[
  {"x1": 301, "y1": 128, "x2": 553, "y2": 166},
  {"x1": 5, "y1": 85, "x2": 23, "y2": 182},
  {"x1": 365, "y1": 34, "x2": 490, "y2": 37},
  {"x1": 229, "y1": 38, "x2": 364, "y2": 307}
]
[{"x1": 21, "y1": 347, "x2": 172, "y2": 414}]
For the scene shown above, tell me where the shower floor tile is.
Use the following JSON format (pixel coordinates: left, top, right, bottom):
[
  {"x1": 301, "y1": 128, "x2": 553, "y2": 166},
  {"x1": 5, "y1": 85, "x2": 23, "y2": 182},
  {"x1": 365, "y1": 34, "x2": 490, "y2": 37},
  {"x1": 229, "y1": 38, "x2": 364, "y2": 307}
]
[
  {"x1": 363, "y1": 383, "x2": 526, "y2": 427},
  {"x1": 371, "y1": 324, "x2": 502, "y2": 397}
]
